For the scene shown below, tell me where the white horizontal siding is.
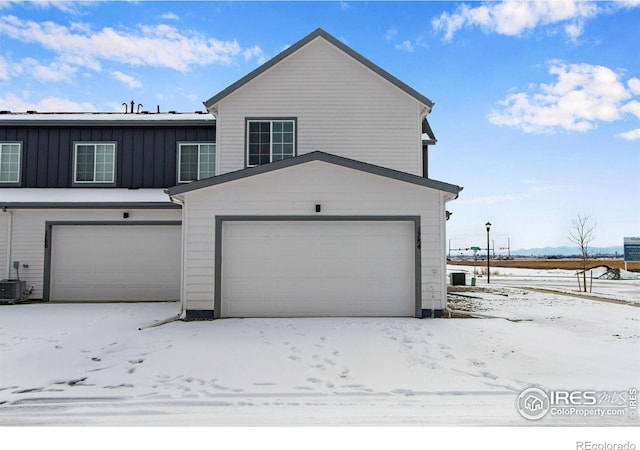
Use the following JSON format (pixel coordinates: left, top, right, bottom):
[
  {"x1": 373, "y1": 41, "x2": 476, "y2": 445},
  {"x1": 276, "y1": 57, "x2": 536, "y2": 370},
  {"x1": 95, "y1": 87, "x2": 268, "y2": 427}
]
[
  {"x1": 181, "y1": 161, "x2": 447, "y2": 312},
  {"x1": 216, "y1": 39, "x2": 423, "y2": 176},
  {"x1": 2, "y1": 208, "x2": 180, "y2": 299}
]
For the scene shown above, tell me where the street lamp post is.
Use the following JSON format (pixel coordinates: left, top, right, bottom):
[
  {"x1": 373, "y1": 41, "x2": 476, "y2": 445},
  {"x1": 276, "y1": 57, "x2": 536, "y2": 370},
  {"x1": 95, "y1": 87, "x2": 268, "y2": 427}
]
[{"x1": 486, "y1": 222, "x2": 492, "y2": 284}]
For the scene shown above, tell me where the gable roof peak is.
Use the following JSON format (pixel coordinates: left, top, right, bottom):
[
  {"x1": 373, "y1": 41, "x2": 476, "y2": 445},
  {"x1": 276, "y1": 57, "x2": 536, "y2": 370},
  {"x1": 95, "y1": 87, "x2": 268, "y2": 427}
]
[
  {"x1": 203, "y1": 28, "x2": 434, "y2": 111},
  {"x1": 167, "y1": 151, "x2": 461, "y2": 197}
]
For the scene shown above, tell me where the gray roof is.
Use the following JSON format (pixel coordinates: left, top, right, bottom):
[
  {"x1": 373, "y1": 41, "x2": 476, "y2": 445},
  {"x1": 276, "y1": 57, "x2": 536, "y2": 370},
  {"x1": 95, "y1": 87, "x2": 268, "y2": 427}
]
[
  {"x1": 204, "y1": 28, "x2": 435, "y2": 111},
  {"x1": 0, "y1": 112, "x2": 214, "y2": 127},
  {"x1": 167, "y1": 151, "x2": 462, "y2": 196}
]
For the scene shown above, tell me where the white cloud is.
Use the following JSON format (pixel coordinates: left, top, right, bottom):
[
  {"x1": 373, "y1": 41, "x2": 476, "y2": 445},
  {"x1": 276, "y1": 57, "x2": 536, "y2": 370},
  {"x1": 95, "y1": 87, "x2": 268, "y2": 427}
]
[
  {"x1": 25, "y1": 57, "x2": 77, "y2": 82},
  {"x1": 628, "y1": 78, "x2": 640, "y2": 95},
  {"x1": 243, "y1": 45, "x2": 266, "y2": 65},
  {"x1": 432, "y1": 0, "x2": 599, "y2": 40},
  {"x1": 111, "y1": 70, "x2": 142, "y2": 89},
  {"x1": 616, "y1": 0, "x2": 640, "y2": 7},
  {"x1": 160, "y1": 12, "x2": 179, "y2": 20},
  {"x1": 0, "y1": 54, "x2": 82, "y2": 82},
  {"x1": 0, "y1": 54, "x2": 8, "y2": 80},
  {"x1": 0, "y1": 16, "x2": 262, "y2": 72},
  {"x1": 0, "y1": 92, "x2": 96, "y2": 112},
  {"x1": 394, "y1": 40, "x2": 414, "y2": 52},
  {"x1": 618, "y1": 128, "x2": 640, "y2": 140},
  {"x1": 564, "y1": 21, "x2": 584, "y2": 42},
  {"x1": 385, "y1": 27, "x2": 397, "y2": 41},
  {"x1": 622, "y1": 100, "x2": 640, "y2": 119},
  {"x1": 489, "y1": 62, "x2": 638, "y2": 134}
]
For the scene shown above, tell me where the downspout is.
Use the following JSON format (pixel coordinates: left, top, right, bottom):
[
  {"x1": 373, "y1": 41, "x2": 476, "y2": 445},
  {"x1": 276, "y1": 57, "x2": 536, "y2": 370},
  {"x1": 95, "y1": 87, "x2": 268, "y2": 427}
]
[
  {"x1": 167, "y1": 192, "x2": 187, "y2": 319},
  {"x1": 442, "y1": 188, "x2": 463, "y2": 315},
  {"x1": 3, "y1": 207, "x2": 12, "y2": 279}
]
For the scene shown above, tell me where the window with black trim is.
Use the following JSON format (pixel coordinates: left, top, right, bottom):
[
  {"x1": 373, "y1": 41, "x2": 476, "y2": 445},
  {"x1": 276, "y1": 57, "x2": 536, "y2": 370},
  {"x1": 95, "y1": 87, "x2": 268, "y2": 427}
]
[
  {"x1": 178, "y1": 143, "x2": 216, "y2": 183},
  {"x1": 74, "y1": 143, "x2": 116, "y2": 184},
  {"x1": 0, "y1": 142, "x2": 21, "y2": 184},
  {"x1": 247, "y1": 119, "x2": 295, "y2": 166}
]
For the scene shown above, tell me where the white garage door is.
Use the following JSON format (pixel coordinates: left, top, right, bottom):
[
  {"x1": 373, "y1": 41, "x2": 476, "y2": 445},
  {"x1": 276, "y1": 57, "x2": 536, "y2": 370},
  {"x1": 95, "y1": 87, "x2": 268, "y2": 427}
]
[
  {"x1": 221, "y1": 220, "x2": 416, "y2": 317},
  {"x1": 49, "y1": 224, "x2": 181, "y2": 302}
]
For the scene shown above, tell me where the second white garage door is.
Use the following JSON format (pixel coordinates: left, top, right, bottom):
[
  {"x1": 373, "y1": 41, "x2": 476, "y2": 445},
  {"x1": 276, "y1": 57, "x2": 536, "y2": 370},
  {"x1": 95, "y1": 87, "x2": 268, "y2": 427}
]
[
  {"x1": 49, "y1": 224, "x2": 181, "y2": 302},
  {"x1": 220, "y1": 220, "x2": 416, "y2": 317}
]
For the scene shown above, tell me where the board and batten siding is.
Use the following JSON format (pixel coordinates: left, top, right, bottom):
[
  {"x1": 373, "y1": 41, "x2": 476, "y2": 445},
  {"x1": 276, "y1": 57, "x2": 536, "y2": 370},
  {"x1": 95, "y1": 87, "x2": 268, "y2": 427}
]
[
  {"x1": 0, "y1": 124, "x2": 215, "y2": 188},
  {"x1": 215, "y1": 39, "x2": 424, "y2": 177},
  {"x1": 180, "y1": 161, "x2": 449, "y2": 313},
  {"x1": 0, "y1": 208, "x2": 180, "y2": 299}
]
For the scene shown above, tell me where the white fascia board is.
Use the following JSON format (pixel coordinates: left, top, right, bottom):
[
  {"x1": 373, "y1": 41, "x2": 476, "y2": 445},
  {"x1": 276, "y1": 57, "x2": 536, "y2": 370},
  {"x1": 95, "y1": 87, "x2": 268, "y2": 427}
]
[{"x1": 1, "y1": 188, "x2": 176, "y2": 207}]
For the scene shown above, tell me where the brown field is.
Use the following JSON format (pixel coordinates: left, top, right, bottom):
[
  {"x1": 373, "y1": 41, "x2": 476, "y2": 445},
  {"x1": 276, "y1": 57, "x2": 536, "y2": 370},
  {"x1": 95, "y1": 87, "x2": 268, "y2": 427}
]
[{"x1": 448, "y1": 258, "x2": 640, "y2": 272}]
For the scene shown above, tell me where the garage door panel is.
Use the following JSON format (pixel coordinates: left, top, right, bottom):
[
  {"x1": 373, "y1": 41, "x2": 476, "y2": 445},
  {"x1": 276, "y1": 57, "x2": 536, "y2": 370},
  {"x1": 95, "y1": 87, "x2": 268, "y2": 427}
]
[
  {"x1": 50, "y1": 224, "x2": 181, "y2": 302},
  {"x1": 221, "y1": 220, "x2": 416, "y2": 317}
]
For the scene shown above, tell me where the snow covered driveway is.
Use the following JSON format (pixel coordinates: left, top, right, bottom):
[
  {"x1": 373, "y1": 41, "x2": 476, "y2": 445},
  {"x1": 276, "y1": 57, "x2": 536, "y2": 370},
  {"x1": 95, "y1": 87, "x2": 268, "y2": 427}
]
[{"x1": 1, "y1": 289, "x2": 638, "y2": 426}]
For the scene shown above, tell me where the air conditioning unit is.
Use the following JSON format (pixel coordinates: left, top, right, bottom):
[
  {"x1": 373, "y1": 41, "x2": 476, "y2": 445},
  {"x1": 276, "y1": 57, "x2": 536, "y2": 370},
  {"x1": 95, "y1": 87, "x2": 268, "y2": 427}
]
[{"x1": 0, "y1": 279, "x2": 26, "y2": 304}]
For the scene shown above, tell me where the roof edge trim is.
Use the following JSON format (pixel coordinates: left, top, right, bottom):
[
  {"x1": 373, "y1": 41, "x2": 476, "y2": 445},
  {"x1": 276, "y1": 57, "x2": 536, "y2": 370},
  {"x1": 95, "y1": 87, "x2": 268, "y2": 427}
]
[
  {"x1": 203, "y1": 28, "x2": 434, "y2": 110},
  {"x1": 167, "y1": 151, "x2": 461, "y2": 196}
]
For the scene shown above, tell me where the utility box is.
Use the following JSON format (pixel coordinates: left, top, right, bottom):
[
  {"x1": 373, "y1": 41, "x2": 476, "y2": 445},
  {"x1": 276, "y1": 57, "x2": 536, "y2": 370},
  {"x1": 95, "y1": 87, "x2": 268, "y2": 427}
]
[
  {"x1": 0, "y1": 279, "x2": 26, "y2": 304},
  {"x1": 450, "y1": 272, "x2": 466, "y2": 286}
]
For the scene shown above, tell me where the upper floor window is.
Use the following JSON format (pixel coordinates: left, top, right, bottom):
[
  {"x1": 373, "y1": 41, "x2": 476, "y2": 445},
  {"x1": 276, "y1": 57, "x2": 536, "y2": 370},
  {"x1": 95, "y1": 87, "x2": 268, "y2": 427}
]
[
  {"x1": 74, "y1": 143, "x2": 116, "y2": 184},
  {"x1": 247, "y1": 119, "x2": 296, "y2": 166},
  {"x1": 0, "y1": 142, "x2": 21, "y2": 184},
  {"x1": 178, "y1": 143, "x2": 216, "y2": 183}
]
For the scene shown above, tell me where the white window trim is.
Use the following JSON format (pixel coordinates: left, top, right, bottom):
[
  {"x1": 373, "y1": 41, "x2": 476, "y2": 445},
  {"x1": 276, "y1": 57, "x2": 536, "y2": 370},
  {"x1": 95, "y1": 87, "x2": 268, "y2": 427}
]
[
  {"x1": 73, "y1": 142, "x2": 116, "y2": 185},
  {"x1": 177, "y1": 142, "x2": 217, "y2": 183},
  {"x1": 246, "y1": 118, "x2": 296, "y2": 167},
  {"x1": 0, "y1": 142, "x2": 22, "y2": 185}
]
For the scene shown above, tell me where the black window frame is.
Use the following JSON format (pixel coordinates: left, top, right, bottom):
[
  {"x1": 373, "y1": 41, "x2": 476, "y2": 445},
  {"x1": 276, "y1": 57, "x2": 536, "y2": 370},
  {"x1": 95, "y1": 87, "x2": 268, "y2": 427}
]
[
  {"x1": 245, "y1": 117, "x2": 297, "y2": 167},
  {"x1": 72, "y1": 142, "x2": 117, "y2": 187},
  {"x1": 177, "y1": 142, "x2": 217, "y2": 183}
]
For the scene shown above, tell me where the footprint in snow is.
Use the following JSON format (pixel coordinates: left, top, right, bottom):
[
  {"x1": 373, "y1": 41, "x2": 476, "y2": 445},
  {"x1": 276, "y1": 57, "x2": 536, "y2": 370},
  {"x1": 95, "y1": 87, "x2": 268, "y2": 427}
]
[
  {"x1": 479, "y1": 371, "x2": 498, "y2": 380},
  {"x1": 468, "y1": 359, "x2": 486, "y2": 367}
]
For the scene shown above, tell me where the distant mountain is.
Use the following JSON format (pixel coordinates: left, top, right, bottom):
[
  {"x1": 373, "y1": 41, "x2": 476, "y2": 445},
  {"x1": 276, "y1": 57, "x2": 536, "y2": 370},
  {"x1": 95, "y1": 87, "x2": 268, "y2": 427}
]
[{"x1": 510, "y1": 246, "x2": 624, "y2": 257}]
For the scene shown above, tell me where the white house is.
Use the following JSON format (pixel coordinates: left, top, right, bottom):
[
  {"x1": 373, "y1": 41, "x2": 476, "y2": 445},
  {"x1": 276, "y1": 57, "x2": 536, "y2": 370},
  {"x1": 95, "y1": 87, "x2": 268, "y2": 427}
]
[
  {"x1": 0, "y1": 112, "x2": 215, "y2": 303},
  {"x1": 167, "y1": 29, "x2": 462, "y2": 319}
]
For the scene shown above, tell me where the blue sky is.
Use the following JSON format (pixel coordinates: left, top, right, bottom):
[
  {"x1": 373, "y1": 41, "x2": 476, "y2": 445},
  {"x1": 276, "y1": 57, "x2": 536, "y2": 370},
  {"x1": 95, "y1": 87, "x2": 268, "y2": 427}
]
[{"x1": 1, "y1": 0, "x2": 638, "y2": 250}]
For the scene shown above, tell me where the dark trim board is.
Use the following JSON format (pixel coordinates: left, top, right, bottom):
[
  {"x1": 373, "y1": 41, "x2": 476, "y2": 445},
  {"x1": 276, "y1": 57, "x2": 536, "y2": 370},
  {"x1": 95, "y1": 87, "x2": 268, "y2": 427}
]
[
  {"x1": 422, "y1": 309, "x2": 445, "y2": 318},
  {"x1": 184, "y1": 310, "x2": 216, "y2": 321},
  {"x1": 210, "y1": 215, "x2": 422, "y2": 319},
  {"x1": 42, "y1": 220, "x2": 181, "y2": 302}
]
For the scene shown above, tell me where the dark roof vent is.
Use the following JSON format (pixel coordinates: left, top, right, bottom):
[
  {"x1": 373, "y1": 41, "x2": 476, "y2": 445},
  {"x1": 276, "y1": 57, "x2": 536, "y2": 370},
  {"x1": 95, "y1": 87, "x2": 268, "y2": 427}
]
[
  {"x1": 26, "y1": 110, "x2": 37, "y2": 114},
  {"x1": 168, "y1": 111, "x2": 177, "y2": 114}
]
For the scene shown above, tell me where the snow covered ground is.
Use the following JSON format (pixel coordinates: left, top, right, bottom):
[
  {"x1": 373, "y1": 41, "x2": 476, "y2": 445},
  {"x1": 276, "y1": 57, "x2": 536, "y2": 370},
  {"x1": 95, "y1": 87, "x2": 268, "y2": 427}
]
[
  {"x1": 1, "y1": 267, "x2": 638, "y2": 446},
  {"x1": 449, "y1": 264, "x2": 640, "y2": 304}
]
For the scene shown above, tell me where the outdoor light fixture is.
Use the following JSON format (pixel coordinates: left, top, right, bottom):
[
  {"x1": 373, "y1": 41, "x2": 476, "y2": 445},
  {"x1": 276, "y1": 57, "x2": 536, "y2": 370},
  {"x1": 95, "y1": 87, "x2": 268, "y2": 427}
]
[{"x1": 486, "y1": 222, "x2": 492, "y2": 284}]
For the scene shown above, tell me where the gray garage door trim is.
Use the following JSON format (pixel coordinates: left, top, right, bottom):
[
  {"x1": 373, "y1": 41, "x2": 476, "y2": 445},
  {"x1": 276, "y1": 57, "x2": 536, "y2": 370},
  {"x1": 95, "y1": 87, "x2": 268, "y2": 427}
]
[
  {"x1": 43, "y1": 220, "x2": 181, "y2": 302},
  {"x1": 214, "y1": 215, "x2": 422, "y2": 318}
]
